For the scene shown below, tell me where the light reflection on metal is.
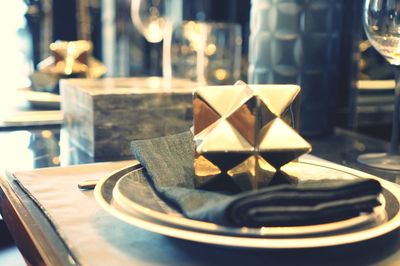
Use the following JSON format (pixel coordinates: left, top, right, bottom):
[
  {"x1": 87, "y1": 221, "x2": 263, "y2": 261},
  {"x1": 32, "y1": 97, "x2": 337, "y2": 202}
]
[
  {"x1": 214, "y1": 69, "x2": 229, "y2": 81},
  {"x1": 194, "y1": 82, "x2": 311, "y2": 191},
  {"x1": 41, "y1": 130, "x2": 53, "y2": 139},
  {"x1": 52, "y1": 156, "x2": 60, "y2": 165}
]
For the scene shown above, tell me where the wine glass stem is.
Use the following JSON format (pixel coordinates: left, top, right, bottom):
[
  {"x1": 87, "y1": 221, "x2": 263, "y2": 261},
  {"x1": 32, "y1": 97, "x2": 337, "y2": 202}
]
[
  {"x1": 389, "y1": 66, "x2": 400, "y2": 155},
  {"x1": 150, "y1": 44, "x2": 159, "y2": 75}
]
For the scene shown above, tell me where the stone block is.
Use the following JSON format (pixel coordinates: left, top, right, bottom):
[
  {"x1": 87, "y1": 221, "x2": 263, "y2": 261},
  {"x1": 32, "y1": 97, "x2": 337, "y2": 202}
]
[{"x1": 61, "y1": 77, "x2": 194, "y2": 158}]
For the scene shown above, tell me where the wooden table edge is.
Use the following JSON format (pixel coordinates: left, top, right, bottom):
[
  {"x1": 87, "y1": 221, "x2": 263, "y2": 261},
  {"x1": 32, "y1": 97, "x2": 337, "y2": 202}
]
[{"x1": 0, "y1": 172, "x2": 78, "y2": 266}]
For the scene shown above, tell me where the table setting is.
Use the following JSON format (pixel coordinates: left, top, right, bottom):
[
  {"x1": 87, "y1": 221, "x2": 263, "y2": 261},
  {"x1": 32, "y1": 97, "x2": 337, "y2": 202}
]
[
  {"x1": 96, "y1": 156, "x2": 399, "y2": 249},
  {"x1": 2, "y1": 0, "x2": 400, "y2": 265},
  {"x1": 3, "y1": 80, "x2": 400, "y2": 265},
  {"x1": 92, "y1": 83, "x2": 400, "y2": 251},
  {"x1": 4, "y1": 156, "x2": 398, "y2": 266}
]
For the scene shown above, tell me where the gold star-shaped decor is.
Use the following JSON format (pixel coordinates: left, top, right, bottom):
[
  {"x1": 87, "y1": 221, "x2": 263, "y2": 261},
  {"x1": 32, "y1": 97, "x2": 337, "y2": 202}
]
[
  {"x1": 193, "y1": 82, "x2": 311, "y2": 191},
  {"x1": 38, "y1": 40, "x2": 106, "y2": 78}
]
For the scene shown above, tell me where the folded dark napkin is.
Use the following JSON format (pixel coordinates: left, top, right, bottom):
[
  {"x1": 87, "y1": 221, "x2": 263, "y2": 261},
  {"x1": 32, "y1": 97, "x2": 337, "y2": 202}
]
[{"x1": 131, "y1": 131, "x2": 382, "y2": 227}]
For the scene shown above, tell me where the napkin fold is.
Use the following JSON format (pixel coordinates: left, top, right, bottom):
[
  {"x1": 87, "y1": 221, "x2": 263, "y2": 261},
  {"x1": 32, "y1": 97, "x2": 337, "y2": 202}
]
[{"x1": 131, "y1": 131, "x2": 382, "y2": 227}]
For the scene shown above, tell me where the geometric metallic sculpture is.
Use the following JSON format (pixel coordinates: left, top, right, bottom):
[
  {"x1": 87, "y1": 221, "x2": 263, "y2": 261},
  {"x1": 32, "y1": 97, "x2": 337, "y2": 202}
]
[
  {"x1": 30, "y1": 40, "x2": 107, "y2": 93},
  {"x1": 194, "y1": 82, "x2": 312, "y2": 191},
  {"x1": 38, "y1": 40, "x2": 106, "y2": 78}
]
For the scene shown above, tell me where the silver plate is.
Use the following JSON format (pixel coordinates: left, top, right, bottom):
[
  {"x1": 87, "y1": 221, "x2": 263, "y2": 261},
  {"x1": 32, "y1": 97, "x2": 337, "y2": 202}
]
[{"x1": 94, "y1": 158, "x2": 400, "y2": 249}]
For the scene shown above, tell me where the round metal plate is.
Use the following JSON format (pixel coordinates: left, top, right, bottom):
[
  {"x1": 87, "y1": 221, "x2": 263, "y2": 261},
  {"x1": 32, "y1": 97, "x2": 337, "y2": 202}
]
[{"x1": 94, "y1": 158, "x2": 400, "y2": 249}]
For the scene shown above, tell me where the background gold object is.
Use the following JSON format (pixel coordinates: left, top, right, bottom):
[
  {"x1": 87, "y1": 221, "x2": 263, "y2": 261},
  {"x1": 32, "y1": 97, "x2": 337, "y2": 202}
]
[
  {"x1": 194, "y1": 83, "x2": 312, "y2": 191},
  {"x1": 30, "y1": 40, "x2": 107, "y2": 93},
  {"x1": 39, "y1": 40, "x2": 106, "y2": 78}
]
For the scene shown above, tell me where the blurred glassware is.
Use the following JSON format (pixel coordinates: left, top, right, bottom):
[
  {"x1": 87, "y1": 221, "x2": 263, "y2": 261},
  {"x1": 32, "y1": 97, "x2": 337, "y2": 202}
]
[
  {"x1": 163, "y1": 21, "x2": 242, "y2": 85},
  {"x1": 130, "y1": 0, "x2": 181, "y2": 76},
  {"x1": 357, "y1": 0, "x2": 400, "y2": 171},
  {"x1": 131, "y1": 0, "x2": 168, "y2": 43}
]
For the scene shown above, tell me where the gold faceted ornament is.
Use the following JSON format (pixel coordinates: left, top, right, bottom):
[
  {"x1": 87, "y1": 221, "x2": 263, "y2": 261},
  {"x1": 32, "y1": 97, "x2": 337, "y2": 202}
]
[
  {"x1": 38, "y1": 40, "x2": 106, "y2": 78},
  {"x1": 193, "y1": 82, "x2": 312, "y2": 191},
  {"x1": 30, "y1": 40, "x2": 107, "y2": 92}
]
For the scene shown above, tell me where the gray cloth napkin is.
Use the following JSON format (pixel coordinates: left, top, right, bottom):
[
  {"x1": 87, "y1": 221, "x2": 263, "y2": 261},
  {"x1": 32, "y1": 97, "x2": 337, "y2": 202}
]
[{"x1": 131, "y1": 131, "x2": 382, "y2": 227}]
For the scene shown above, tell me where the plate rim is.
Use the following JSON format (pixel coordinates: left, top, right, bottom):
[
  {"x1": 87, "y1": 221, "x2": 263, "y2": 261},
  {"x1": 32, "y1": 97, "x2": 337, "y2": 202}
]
[{"x1": 94, "y1": 158, "x2": 400, "y2": 249}]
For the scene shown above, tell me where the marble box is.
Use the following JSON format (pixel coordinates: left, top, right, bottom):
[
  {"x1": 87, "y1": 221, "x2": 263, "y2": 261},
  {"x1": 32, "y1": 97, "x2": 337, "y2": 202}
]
[{"x1": 60, "y1": 77, "x2": 194, "y2": 158}]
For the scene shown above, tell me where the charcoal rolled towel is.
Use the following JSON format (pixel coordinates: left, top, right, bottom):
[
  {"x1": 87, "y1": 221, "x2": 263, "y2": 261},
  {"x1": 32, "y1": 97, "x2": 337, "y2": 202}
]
[
  {"x1": 192, "y1": 179, "x2": 382, "y2": 227},
  {"x1": 131, "y1": 131, "x2": 382, "y2": 227}
]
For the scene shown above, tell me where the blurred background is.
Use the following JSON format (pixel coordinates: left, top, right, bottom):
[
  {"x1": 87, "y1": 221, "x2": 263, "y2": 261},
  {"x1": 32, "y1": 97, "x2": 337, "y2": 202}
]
[
  {"x1": 0, "y1": 0, "x2": 396, "y2": 140},
  {"x1": 21, "y1": 0, "x2": 250, "y2": 77}
]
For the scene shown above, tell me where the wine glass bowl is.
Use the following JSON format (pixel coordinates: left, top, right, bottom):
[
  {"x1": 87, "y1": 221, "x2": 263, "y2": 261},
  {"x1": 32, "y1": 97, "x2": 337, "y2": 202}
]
[
  {"x1": 364, "y1": 2, "x2": 400, "y2": 65},
  {"x1": 131, "y1": 0, "x2": 167, "y2": 43},
  {"x1": 358, "y1": 0, "x2": 400, "y2": 171},
  {"x1": 165, "y1": 21, "x2": 242, "y2": 85}
]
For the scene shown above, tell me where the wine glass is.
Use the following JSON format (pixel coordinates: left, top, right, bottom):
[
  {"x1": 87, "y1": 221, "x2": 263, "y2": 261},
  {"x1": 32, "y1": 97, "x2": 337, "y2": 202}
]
[
  {"x1": 131, "y1": 0, "x2": 174, "y2": 76},
  {"x1": 164, "y1": 21, "x2": 242, "y2": 85},
  {"x1": 358, "y1": 0, "x2": 400, "y2": 170},
  {"x1": 131, "y1": 0, "x2": 167, "y2": 43}
]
